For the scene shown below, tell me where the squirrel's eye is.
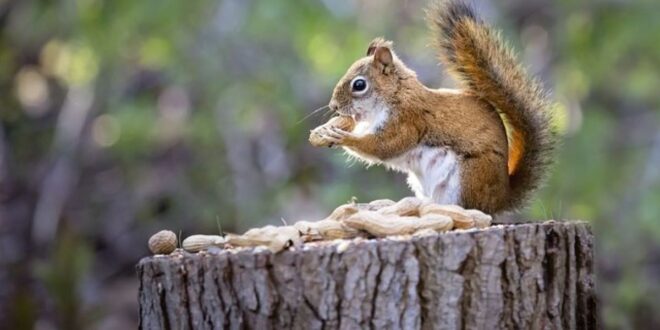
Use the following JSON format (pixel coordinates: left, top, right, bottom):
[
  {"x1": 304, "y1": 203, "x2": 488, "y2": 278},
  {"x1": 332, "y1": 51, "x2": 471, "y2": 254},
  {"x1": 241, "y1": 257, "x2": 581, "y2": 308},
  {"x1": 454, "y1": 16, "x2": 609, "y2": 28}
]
[
  {"x1": 352, "y1": 79, "x2": 366, "y2": 91},
  {"x1": 350, "y1": 76, "x2": 369, "y2": 96}
]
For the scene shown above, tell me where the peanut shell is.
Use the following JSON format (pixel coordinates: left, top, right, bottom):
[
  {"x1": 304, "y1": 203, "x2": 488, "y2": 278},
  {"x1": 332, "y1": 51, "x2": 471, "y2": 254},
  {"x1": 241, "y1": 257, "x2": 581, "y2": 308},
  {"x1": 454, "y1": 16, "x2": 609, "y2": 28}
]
[
  {"x1": 326, "y1": 203, "x2": 359, "y2": 221},
  {"x1": 419, "y1": 204, "x2": 474, "y2": 228},
  {"x1": 344, "y1": 210, "x2": 452, "y2": 237},
  {"x1": 148, "y1": 230, "x2": 177, "y2": 255},
  {"x1": 182, "y1": 234, "x2": 225, "y2": 252},
  {"x1": 378, "y1": 197, "x2": 424, "y2": 217}
]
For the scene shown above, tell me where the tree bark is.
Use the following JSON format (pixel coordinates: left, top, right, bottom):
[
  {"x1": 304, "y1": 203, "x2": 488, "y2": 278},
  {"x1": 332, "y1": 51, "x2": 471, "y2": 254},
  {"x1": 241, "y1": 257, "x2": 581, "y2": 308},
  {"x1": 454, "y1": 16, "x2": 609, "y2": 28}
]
[{"x1": 137, "y1": 221, "x2": 596, "y2": 329}]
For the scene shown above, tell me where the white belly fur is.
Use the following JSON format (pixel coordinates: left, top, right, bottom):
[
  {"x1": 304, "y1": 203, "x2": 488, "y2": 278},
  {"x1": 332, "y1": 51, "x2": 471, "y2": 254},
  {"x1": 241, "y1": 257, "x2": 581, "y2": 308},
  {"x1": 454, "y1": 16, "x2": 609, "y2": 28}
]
[
  {"x1": 346, "y1": 144, "x2": 462, "y2": 204},
  {"x1": 386, "y1": 146, "x2": 461, "y2": 204}
]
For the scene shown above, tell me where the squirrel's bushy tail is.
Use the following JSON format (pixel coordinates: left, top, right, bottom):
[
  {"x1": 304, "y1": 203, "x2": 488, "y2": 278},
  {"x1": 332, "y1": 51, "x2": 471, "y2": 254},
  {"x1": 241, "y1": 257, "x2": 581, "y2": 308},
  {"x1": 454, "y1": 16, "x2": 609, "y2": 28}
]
[{"x1": 428, "y1": 0, "x2": 556, "y2": 210}]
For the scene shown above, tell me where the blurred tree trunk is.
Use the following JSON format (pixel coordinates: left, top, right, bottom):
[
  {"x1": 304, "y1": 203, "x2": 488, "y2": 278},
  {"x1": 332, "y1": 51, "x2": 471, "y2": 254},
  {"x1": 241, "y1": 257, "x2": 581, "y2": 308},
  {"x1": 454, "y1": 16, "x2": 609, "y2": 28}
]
[{"x1": 137, "y1": 221, "x2": 596, "y2": 329}]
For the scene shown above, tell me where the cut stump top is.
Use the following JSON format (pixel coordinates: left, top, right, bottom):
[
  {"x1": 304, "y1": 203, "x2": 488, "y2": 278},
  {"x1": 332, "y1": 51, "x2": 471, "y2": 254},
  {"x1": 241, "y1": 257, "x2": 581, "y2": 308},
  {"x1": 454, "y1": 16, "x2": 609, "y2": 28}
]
[{"x1": 137, "y1": 221, "x2": 597, "y2": 330}]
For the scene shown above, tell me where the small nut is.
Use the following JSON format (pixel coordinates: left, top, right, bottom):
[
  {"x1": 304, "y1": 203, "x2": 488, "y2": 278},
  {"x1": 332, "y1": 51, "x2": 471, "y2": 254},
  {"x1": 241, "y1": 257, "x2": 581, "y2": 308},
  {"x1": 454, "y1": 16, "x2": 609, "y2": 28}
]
[
  {"x1": 182, "y1": 235, "x2": 225, "y2": 252},
  {"x1": 333, "y1": 116, "x2": 356, "y2": 131},
  {"x1": 148, "y1": 230, "x2": 177, "y2": 255}
]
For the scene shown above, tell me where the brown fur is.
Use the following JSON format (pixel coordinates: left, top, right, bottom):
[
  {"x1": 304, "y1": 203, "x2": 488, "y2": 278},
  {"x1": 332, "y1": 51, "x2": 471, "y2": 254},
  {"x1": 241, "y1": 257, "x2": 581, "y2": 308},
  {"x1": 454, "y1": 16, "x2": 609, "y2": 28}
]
[
  {"x1": 428, "y1": 0, "x2": 556, "y2": 210},
  {"x1": 318, "y1": 0, "x2": 555, "y2": 214}
]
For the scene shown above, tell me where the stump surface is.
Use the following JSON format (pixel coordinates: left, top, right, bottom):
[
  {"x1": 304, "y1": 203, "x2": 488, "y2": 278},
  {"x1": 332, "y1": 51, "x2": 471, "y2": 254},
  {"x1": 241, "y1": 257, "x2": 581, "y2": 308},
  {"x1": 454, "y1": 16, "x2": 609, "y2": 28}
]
[{"x1": 137, "y1": 221, "x2": 596, "y2": 329}]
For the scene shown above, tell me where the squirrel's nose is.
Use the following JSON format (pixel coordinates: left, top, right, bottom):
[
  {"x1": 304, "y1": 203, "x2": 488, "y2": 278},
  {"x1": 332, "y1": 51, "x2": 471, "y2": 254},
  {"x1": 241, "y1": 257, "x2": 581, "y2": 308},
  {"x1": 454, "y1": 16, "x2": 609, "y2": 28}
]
[{"x1": 328, "y1": 101, "x2": 339, "y2": 112}]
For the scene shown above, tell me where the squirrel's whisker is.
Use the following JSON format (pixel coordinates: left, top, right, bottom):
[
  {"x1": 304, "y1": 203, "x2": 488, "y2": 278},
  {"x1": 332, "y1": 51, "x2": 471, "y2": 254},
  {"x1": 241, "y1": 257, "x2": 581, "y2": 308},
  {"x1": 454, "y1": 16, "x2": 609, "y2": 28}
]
[
  {"x1": 295, "y1": 104, "x2": 330, "y2": 125},
  {"x1": 322, "y1": 108, "x2": 335, "y2": 118}
]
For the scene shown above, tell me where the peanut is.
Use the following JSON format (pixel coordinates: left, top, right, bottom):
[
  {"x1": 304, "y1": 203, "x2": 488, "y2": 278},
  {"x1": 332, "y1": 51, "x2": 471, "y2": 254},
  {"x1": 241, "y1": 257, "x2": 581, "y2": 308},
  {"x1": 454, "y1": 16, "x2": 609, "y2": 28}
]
[
  {"x1": 226, "y1": 225, "x2": 301, "y2": 253},
  {"x1": 148, "y1": 230, "x2": 177, "y2": 255},
  {"x1": 295, "y1": 219, "x2": 359, "y2": 241},
  {"x1": 419, "y1": 204, "x2": 475, "y2": 229},
  {"x1": 182, "y1": 235, "x2": 225, "y2": 252},
  {"x1": 343, "y1": 211, "x2": 452, "y2": 237},
  {"x1": 378, "y1": 196, "x2": 424, "y2": 217},
  {"x1": 464, "y1": 209, "x2": 492, "y2": 228}
]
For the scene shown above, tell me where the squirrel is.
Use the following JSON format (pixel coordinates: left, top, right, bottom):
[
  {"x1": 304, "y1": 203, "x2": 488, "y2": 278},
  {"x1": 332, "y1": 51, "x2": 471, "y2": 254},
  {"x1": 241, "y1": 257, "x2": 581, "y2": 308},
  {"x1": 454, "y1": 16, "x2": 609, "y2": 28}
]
[{"x1": 310, "y1": 0, "x2": 556, "y2": 215}]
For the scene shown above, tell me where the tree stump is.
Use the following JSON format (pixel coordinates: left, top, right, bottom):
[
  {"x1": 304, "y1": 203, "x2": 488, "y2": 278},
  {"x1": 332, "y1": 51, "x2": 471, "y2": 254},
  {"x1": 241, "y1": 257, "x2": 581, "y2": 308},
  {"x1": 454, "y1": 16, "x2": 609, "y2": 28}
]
[{"x1": 137, "y1": 221, "x2": 596, "y2": 329}]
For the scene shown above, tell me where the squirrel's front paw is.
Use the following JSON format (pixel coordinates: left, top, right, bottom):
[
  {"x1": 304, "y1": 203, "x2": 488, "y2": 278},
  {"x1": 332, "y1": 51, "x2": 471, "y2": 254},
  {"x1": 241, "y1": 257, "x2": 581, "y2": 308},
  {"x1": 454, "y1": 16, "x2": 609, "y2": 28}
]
[
  {"x1": 309, "y1": 116, "x2": 356, "y2": 148},
  {"x1": 315, "y1": 126, "x2": 355, "y2": 147}
]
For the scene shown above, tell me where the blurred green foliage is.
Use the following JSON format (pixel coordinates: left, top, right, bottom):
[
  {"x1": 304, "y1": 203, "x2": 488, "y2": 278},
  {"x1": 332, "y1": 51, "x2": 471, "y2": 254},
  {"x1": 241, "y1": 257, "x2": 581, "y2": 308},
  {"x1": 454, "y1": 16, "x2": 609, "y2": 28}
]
[{"x1": 0, "y1": 0, "x2": 658, "y2": 328}]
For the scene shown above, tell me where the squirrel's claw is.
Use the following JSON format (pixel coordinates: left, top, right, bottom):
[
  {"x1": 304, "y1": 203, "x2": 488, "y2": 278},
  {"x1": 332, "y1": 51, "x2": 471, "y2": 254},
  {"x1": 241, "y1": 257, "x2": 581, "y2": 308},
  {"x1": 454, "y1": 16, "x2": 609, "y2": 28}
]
[{"x1": 328, "y1": 127, "x2": 356, "y2": 146}]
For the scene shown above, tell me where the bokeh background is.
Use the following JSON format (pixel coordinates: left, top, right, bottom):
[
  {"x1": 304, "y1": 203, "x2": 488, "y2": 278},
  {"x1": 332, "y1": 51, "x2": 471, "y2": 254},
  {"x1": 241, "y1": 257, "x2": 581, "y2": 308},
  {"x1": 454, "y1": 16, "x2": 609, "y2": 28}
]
[{"x1": 1, "y1": 0, "x2": 658, "y2": 328}]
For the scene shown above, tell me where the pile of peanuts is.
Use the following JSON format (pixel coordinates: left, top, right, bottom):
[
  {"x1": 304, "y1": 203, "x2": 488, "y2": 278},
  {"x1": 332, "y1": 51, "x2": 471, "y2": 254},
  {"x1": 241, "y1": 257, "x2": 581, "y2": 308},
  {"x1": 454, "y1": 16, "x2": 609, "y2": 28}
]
[{"x1": 148, "y1": 197, "x2": 491, "y2": 255}]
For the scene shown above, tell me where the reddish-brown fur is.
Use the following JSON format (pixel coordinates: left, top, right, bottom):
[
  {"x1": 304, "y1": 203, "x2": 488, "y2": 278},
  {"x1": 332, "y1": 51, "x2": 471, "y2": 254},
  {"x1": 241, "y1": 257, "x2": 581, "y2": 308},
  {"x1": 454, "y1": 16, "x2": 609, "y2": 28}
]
[{"x1": 314, "y1": 1, "x2": 555, "y2": 214}]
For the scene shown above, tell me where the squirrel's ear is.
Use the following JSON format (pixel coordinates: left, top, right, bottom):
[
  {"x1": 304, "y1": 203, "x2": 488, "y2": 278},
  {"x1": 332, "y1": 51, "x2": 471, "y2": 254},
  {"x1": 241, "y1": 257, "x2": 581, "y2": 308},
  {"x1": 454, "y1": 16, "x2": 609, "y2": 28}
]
[
  {"x1": 373, "y1": 46, "x2": 394, "y2": 74},
  {"x1": 367, "y1": 44, "x2": 377, "y2": 56},
  {"x1": 366, "y1": 39, "x2": 380, "y2": 56},
  {"x1": 366, "y1": 37, "x2": 388, "y2": 56}
]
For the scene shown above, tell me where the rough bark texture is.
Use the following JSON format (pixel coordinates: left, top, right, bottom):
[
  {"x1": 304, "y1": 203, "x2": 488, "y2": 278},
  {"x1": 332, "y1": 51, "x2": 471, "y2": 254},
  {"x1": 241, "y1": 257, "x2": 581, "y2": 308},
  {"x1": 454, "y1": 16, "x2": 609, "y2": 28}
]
[{"x1": 137, "y1": 221, "x2": 596, "y2": 330}]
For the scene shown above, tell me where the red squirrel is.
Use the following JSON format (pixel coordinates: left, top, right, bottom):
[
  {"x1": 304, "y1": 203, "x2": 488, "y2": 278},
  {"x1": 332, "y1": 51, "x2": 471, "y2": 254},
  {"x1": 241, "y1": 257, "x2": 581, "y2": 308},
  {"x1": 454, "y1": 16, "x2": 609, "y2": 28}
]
[{"x1": 310, "y1": 0, "x2": 556, "y2": 214}]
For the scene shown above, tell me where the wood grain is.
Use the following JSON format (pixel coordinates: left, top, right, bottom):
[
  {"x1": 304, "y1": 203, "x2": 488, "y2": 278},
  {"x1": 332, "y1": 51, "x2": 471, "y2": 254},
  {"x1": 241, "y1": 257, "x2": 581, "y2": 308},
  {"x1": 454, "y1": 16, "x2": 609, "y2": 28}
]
[{"x1": 137, "y1": 221, "x2": 596, "y2": 329}]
